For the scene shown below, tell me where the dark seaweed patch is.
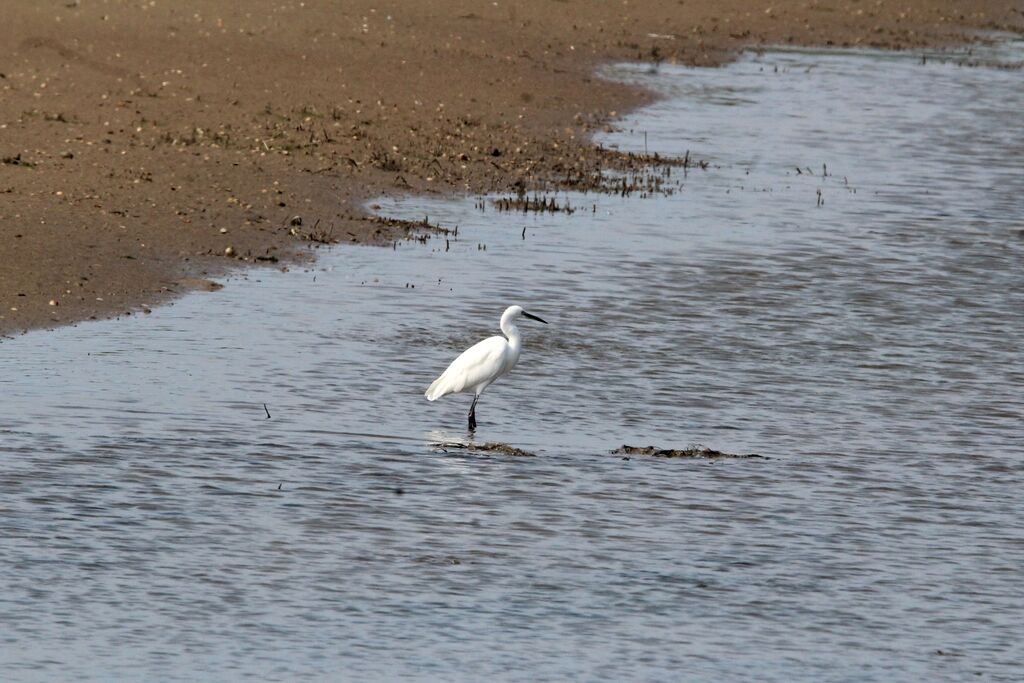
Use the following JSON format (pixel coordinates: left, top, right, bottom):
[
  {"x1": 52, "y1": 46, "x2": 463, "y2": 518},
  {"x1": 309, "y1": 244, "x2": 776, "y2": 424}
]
[
  {"x1": 431, "y1": 441, "x2": 535, "y2": 457},
  {"x1": 613, "y1": 444, "x2": 766, "y2": 459}
]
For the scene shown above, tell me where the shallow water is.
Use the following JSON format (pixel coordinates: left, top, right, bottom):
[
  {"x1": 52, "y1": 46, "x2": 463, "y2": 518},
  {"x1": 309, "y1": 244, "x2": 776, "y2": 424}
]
[{"x1": 2, "y1": 44, "x2": 1023, "y2": 681}]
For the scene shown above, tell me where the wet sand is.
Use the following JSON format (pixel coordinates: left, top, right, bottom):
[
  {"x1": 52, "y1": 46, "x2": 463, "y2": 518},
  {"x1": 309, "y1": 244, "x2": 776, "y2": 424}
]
[{"x1": 1, "y1": 0, "x2": 1020, "y2": 335}]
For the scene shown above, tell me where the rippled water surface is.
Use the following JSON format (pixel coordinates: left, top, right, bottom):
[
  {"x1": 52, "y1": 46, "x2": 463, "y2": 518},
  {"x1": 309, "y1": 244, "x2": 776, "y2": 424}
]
[{"x1": 2, "y1": 45, "x2": 1023, "y2": 681}]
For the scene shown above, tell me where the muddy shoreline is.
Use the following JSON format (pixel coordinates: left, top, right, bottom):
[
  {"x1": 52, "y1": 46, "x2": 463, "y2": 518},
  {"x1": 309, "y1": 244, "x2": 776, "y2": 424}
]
[{"x1": 1, "y1": 0, "x2": 1020, "y2": 335}]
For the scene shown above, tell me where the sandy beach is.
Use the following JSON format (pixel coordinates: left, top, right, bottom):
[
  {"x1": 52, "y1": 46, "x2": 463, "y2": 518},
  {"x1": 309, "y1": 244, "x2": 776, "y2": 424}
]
[{"x1": 1, "y1": 0, "x2": 1020, "y2": 335}]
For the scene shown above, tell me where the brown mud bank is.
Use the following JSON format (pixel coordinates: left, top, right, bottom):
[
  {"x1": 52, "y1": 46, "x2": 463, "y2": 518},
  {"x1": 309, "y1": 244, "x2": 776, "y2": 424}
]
[{"x1": 2, "y1": 1, "x2": 1020, "y2": 335}]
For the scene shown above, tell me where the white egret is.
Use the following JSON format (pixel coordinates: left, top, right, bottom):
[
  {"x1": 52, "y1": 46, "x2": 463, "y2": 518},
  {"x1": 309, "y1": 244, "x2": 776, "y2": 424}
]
[{"x1": 425, "y1": 305, "x2": 548, "y2": 431}]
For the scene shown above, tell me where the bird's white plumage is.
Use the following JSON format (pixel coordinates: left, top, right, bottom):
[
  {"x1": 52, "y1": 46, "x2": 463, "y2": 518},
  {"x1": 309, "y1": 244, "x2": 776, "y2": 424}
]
[
  {"x1": 424, "y1": 305, "x2": 547, "y2": 429},
  {"x1": 424, "y1": 335, "x2": 514, "y2": 400}
]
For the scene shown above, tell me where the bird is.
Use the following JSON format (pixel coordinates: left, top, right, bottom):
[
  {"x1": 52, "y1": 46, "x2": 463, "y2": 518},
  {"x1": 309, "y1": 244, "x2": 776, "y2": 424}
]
[{"x1": 425, "y1": 305, "x2": 548, "y2": 431}]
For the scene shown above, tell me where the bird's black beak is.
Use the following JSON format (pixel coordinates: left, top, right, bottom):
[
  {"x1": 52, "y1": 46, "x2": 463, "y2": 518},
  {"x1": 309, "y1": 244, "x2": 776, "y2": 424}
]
[{"x1": 522, "y1": 311, "x2": 548, "y2": 324}]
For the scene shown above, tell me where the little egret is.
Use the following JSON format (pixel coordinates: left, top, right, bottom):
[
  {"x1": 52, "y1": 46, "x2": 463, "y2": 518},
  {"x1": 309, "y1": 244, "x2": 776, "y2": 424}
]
[{"x1": 425, "y1": 305, "x2": 548, "y2": 431}]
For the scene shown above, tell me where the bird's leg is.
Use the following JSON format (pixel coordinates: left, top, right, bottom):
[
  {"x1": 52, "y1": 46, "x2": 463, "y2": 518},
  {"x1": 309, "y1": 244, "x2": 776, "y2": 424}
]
[{"x1": 468, "y1": 395, "x2": 478, "y2": 433}]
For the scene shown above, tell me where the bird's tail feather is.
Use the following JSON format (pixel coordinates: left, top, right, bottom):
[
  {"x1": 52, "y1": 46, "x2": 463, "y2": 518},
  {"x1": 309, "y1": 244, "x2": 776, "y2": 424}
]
[{"x1": 425, "y1": 375, "x2": 450, "y2": 401}]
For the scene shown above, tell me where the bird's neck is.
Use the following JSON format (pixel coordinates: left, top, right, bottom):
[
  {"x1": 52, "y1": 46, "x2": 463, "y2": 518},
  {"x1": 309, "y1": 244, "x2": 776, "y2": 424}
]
[{"x1": 501, "y1": 321, "x2": 522, "y2": 349}]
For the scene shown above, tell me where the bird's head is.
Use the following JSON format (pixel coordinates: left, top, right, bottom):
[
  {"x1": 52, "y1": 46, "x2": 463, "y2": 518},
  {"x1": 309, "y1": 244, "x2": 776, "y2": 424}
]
[{"x1": 503, "y1": 305, "x2": 548, "y2": 325}]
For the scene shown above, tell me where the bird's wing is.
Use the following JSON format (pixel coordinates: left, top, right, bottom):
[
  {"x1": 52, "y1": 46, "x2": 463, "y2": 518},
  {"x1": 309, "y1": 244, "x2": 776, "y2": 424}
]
[{"x1": 425, "y1": 336, "x2": 508, "y2": 400}]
